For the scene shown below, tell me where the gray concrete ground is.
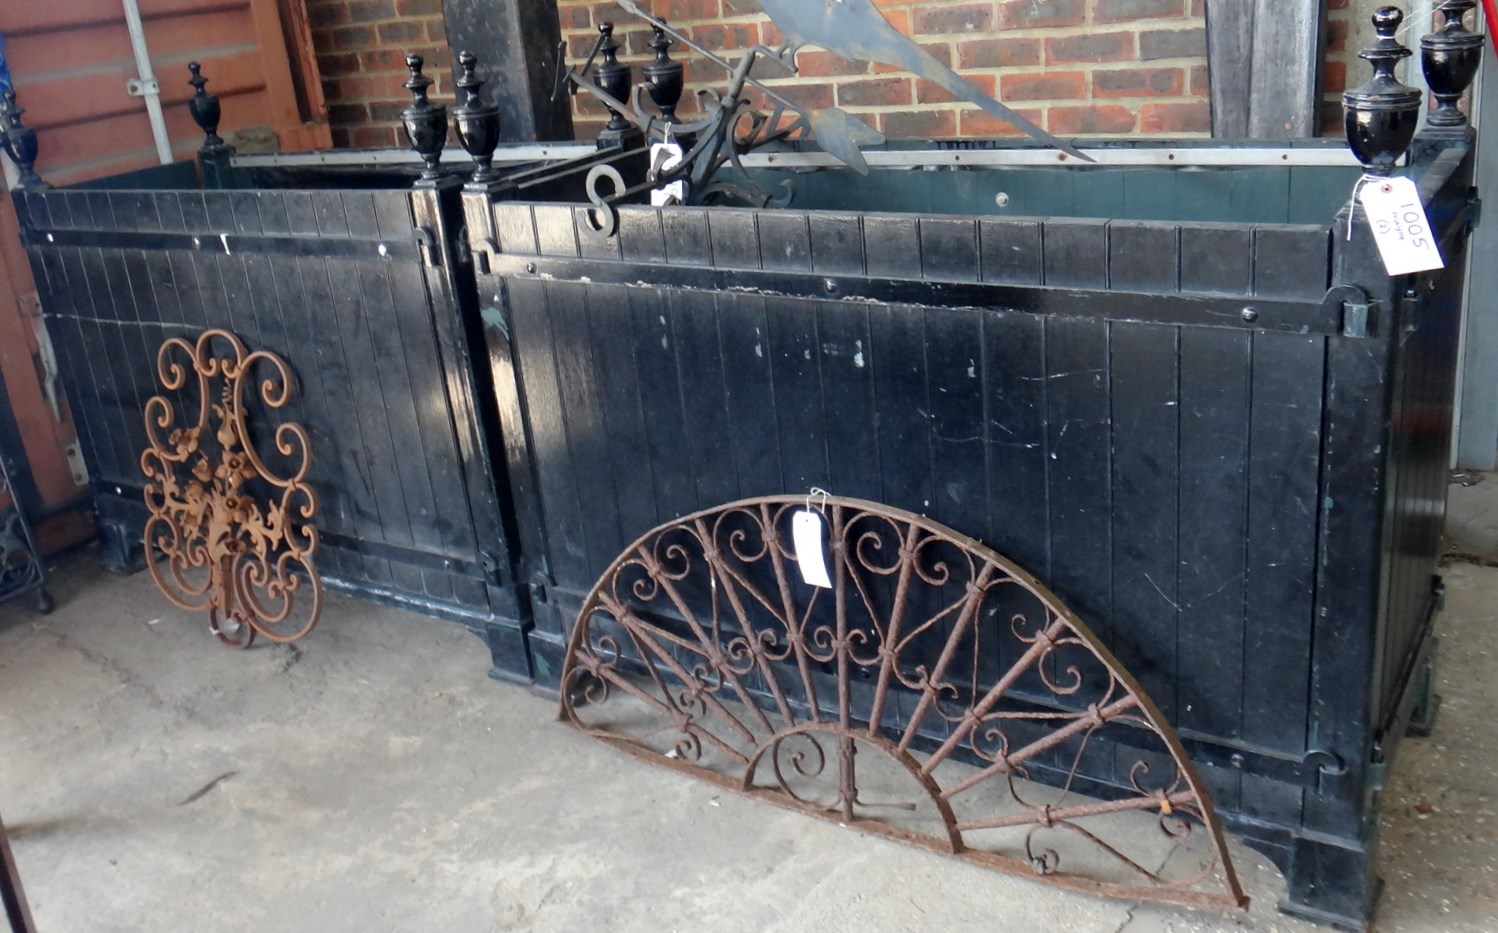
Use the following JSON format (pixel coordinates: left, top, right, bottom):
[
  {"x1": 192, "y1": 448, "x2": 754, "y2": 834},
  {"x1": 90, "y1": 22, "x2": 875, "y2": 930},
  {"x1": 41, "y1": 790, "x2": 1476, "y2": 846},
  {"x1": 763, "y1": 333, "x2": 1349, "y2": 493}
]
[{"x1": 2, "y1": 490, "x2": 1497, "y2": 932}]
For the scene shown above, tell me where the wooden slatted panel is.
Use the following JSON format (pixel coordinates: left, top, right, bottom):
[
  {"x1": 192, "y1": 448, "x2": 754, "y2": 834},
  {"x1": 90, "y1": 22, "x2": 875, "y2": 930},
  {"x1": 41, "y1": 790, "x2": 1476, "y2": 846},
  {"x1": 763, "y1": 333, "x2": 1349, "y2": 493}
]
[
  {"x1": 1, "y1": 0, "x2": 328, "y2": 186},
  {"x1": 499, "y1": 202, "x2": 1352, "y2": 817}
]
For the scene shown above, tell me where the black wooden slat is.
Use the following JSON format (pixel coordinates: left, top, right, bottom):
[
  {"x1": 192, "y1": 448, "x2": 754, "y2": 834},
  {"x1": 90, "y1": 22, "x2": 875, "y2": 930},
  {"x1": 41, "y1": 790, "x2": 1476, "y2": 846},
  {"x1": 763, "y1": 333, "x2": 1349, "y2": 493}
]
[
  {"x1": 718, "y1": 293, "x2": 783, "y2": 498},
  {"x1": 1176, "y1": 327, "x2": 1252, "y2": 746},
  {"x1": 757, "y1": 213, "x2": 813, "y2": 273},
  {"x1": 862, "y1": 215, "x2": 922, "y2": 279},
  {"x1": 1179, "y1": 225, "x2": 1253, "y2": 295},
  {"x1": 981, "y1": 309, "x2": 1051, "y2": 714},
  {"x1": 550, "y1": 283, "x2": 625, "y2": 576},
  {"x1": 510, "y1": 279, "x2": 589, "y2": 603},
  {"x1": 1043, "y1": 315, "x2": 1112, "y2": 637},
  {"x1": 617, "y1": 208, "x2": 667, "y2": 265},
  {"x1": 1242, "y1": 332, "x2": 1323, "y2": 755},
  {"x1": 919, "y1": 219, "x2": 980, "y2": 283},
  {"x1": 627, "y1": 282, "x2": 696, "y2": 529},
  {"x1": 808, "y1": 215, "x2": 864, "y2": 276},
  {"x1": 817, "y1": 300, "x2": 882, "y2": 502},
  {"x1": 532, "y1": 205, "x2": 578, "y2": 258},
  {"x1": 1042, "y1": 219, "x2": 1109, "y2": 288},
  {"x1": 1253, "y1": 225, "x2": 1332, "y2": 300},
  {"x1": 280, "y1": 255, "x2": 351, "y2": 584},
  {"x1": 765, "y1": 296, "x2": 830, "y2": 492},
  {"x1": 661, "y1": 207, "x2": 712, "y2": 267},
  {"x1": 1108, "y1": 322, "x2": 1180, "y2": 722},
  {"x1": 386, "y1": 256, "x2": 481, "y2": 567},
  {"x1": 585, "y1": 280, "x2": 660, "y2": 542},
  {"x1": 575, "y1": 207, "x2": 622, "y2": 261},
  {"x1": 707, "y1": 211, "x2": 760, "y2": 271},
  {"x1": 307, "y1": 256, "x2": 393, "y2": 585},
  {"x1": 870, "y1": 303, "x2": 934, "y2": 513},
  {"x1": 362, "y1": 262, "x2": 445, "y2": 562},
  {"x1": 979, "y1": 219, "x2": 1044, "y2": 287},
  {"x1": 672, "y1": 288, "x2": 741, "y2": 508},
  {"x1": 1107, "y1": 221, "x2": 1180, "y2": 293}
]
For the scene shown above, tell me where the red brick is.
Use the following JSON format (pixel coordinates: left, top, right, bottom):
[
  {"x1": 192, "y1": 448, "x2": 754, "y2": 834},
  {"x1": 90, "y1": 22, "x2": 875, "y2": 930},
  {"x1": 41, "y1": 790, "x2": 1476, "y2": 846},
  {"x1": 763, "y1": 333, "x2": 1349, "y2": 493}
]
[
  {"x1": 377, "y1": 20, "x2": 425, "y2": 43},
  {"x1": 998, "y1": 0, "x2": 1085, "y2": 29},
  {"x1": 881, "y1": 109, "x2": 958, "y2": 139},
  {"x1": 1138, "y1": 28, "x2": 1207, "y2": 60},
  {"x1": 916, "y1": 73, "x2": 995, "y2": 104},
  {"x1": 1095, "y1": 0, "x2": 1185, "y2": 24},
  {"x1": 1323, "y1": 60, "x2": 1348, "y2": 94},
  {"x1": 1139, "y1": 100, "x2": 1210, "y2": 133},
  {"x1": 957, "y1": 37, "x2": 1042, "y2": 69},
  {"x1": 1049, "y1": 104, "x2": 1138, "y2": 134},
  {"x1": 1091, "y1": 67, "x2": 1185, "y2": 98},
  {"x1": 837, "y1": 77, "x2": 913, "y2": 108},
  {"x1": 960, "y1": 106, "x2": 1047, "y2": 137},
  {"x1": 347, "y1": 0, "x2": 397, "y2": 25},
  {"x1": 1046, "y1": 32, "x2": 1135, "y2": 64},
  {"x1": 913, "y1": 3, "x2": 995, "y2": 35},
  {"x1": 999, "y1": 71, "x2": 1086, "y2": 101},
  {"x1": 794, "y1": 50, "x2": 870, "y2": 78},
  {"x1": 1189, "y1": 64, "x2": 1209, "y2": 96}
]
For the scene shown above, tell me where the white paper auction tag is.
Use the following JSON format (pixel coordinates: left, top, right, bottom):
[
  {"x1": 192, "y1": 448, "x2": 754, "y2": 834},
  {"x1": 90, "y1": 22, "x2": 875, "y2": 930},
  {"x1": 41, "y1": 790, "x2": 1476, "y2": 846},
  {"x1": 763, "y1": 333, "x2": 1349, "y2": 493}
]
[
  {"x1": 1358, "y1": 177, "x2": 1445, "y2": 276},
  {"x1": 791, "y1": 509, "x2": 832, "y2": 589},
  {"x1": 650, "y1": 142, "x2": 686, "y2": 207}
]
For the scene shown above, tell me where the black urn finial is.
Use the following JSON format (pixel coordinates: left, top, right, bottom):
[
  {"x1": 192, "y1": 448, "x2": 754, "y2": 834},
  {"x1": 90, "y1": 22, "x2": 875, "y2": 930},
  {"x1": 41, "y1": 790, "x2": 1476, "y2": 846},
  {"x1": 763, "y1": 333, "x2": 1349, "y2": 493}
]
[
  {"x1": 187, "y1": 62, "x2": 230, "y2": 153},
  {"x1": 1344, "y1": 6, "x2": 1423, "y2": 175},
  {"x1": 595, "y1": 23, "x2": 633, "y2": 133},
  {"x1": 401, "y1": 53, "x2": 449, "y2": 185},
  {"x1": 0, "y1": 89, "x2": 48, "y2": 190},
  {"x1": 643, "y1": 23, "x2": 685, "y2": 124},
  {"x1": 1421, "y1": 0, "x2": 1485, "y2": 139},
  {"x1": 453, "y1": 50, "x2": 502, "y2": 189}
]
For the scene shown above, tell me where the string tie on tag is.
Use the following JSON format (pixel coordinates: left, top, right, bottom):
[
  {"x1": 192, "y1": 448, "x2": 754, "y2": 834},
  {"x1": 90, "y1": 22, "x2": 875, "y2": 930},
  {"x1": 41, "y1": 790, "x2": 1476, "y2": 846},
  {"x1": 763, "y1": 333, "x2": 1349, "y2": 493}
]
[
  {"x1": 806, "y1": 487, "x2": 830, "y2": 514},
  {"x1": 1348, "y1": 173, "x2": 1386, "y2": 241}
]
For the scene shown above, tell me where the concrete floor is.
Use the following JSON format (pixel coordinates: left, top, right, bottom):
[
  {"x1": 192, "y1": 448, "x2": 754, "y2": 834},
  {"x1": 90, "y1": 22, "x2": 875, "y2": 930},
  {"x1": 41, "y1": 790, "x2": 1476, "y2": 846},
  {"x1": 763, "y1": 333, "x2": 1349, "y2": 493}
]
[{"x1": 2, "y1": 497, "x2": 1497, "y2": 932}]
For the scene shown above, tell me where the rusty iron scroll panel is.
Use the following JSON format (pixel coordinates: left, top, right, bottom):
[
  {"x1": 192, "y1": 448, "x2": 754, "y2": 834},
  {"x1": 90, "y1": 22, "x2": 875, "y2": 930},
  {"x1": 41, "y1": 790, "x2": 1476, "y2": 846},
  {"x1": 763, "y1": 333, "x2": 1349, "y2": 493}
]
[
  {"x1": 141, "y1": 329, "x2": 321, "y2": 649},
  {"x1": 561, "y1": 496, "x2": 1247, "y2": 913}
]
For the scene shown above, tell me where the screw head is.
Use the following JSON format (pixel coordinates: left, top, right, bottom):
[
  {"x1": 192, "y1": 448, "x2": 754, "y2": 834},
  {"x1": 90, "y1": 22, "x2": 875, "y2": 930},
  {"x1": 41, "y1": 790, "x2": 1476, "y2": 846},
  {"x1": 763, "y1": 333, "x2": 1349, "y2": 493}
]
[
  {"x1": 1241, "y1": 306, "x2": 1260, "y2": 324},
  {"x1": 525, "y1": 262, "x2": 538, "y2": 274}
]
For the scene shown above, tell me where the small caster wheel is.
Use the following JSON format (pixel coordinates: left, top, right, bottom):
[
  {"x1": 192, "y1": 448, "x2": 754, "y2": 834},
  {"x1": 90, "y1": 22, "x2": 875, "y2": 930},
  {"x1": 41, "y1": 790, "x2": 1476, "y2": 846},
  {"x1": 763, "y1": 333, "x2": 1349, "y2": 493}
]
[{"x1": 34, "y1": 589, "x2": 54, "y2": 614}]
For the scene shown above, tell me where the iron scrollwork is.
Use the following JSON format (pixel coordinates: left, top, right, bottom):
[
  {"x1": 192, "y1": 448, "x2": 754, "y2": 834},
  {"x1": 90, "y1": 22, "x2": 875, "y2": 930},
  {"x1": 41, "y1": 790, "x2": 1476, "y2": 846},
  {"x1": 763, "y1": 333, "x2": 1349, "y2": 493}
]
[
  {"x1": 561, "y1": 496, "x2": 1247, "y2": 914},
  {"x1": 141, "y1": 329, "x2": 321, "y2": 648}
]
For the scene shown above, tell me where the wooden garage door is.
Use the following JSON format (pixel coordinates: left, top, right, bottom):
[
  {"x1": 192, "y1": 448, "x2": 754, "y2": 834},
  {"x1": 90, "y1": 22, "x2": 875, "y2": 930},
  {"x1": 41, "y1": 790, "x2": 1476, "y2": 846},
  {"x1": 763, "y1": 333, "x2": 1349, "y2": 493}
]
[{"x1": 2, "y1": 0, "x2": 329, "y2": 184}]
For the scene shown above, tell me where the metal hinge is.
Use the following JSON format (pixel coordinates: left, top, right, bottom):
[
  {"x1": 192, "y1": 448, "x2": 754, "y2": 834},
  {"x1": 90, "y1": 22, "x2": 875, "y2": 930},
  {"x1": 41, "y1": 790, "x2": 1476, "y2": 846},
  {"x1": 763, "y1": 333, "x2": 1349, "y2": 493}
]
[
  {"x1": 1401, "y1": 290, "x2": 1423, "y2": 336},
  {"x1": 479, "y1": 550, "x2": 506, "y2": 586},
  {"x1": 1327, "y1": 284, "x2": 1378, "y2": 338},
  {"x1": 413, "y1": 226, "x2": 440, "y2": 268}
]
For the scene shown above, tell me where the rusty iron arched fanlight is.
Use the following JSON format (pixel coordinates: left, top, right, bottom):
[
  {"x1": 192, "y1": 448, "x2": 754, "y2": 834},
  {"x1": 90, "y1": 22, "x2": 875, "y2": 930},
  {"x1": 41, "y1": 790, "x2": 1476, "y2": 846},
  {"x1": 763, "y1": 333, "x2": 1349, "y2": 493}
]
[{"x1": 561, "y1": 495, "x2": 1246, "y2": 913}]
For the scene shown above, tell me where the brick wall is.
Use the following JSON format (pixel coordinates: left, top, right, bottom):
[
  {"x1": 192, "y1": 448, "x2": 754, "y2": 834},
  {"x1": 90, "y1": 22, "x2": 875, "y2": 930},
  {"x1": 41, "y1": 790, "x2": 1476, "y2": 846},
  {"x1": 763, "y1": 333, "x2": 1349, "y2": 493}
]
[
  {"x1": 303, "y1": 0, "x2": 1409, "y2": 148},
  {"x1": 559, "y1": 0, "x2": 1212, "y2": 140},
  {"x1": 306, "y1": 0, "x2": 450, "y2": 148}
]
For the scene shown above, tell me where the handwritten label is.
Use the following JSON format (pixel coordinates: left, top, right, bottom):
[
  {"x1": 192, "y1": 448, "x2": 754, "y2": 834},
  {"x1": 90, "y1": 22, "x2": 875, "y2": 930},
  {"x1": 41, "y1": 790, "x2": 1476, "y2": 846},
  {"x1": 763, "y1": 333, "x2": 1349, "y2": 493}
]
[
  {"x1": 1359, "y1": 177, "x2": 1445, "y2": 276},
  {"x1": 650, "y1": 142, "x2": 686, "y2": 207},
  {"x1": 791, "y1": 510, "x2": 832, "y2": 589}
]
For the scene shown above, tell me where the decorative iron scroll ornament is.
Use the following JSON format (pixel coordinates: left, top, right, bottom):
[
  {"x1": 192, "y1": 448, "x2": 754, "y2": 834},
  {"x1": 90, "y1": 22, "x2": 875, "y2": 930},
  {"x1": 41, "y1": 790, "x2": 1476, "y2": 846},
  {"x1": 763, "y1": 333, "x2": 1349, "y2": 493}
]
[
  {"x1": 561, "y1": 496, "x2": 1247, "y2": 913},
  {"x1": 141, "y1": 330, "x2": 322, "y2": 649}
]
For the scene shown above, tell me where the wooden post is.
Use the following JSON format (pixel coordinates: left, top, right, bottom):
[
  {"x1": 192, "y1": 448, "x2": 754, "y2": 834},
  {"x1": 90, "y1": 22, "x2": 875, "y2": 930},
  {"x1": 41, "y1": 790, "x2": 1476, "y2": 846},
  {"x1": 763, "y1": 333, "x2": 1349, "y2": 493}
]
[
  {"x1": 440, "y1": 0, "x2": 574, "y2": 142},
  {"x1": 1205, "y1": 0, "x2": 1328, "y2": 138}
]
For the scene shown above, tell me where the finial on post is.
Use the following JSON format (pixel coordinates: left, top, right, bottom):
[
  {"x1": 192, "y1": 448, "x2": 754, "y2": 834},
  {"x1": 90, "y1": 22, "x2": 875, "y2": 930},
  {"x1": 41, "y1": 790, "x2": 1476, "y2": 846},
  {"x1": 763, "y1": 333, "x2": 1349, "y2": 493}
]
[
  {"x1": 187, "y1": 62, "x2": 230, "y2": 153},
  {"x1": 453, "y1": 50, "x2": 502, "y2": 190},
  {"x1": 594, "y1": 23, "x2": 633, "y2": 135},
  {"x1": 401, "y1": 54, "x2": 449, "y2": 186},
  {"x1": 643, "y1": 23, "x2": 684, "y2": 125},
  {"x1": 0, "y1": 89, "x2": 49, "y2": 190},
  {"x1": 1421, "y1": 0, "x2": 1484, "y2": 140},
  {"x1": 1344, "y1": 6, "x2": 1423, "y2": 175}
]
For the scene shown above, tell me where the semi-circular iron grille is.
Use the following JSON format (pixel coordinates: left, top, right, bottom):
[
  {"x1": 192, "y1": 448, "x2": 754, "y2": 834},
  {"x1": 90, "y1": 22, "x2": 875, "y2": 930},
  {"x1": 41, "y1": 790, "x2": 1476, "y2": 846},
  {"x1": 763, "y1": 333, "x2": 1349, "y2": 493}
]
[{"x1": 560, "y1": 495, "x2": 1247, "y2": 912}]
